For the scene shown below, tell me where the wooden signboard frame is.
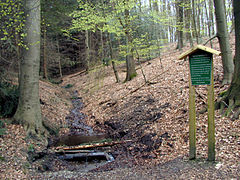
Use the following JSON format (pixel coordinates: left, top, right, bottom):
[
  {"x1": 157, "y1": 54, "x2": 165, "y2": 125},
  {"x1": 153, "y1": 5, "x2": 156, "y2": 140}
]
[{"x1": 179, "y1": 45, "x2": 221, "y2": 161}]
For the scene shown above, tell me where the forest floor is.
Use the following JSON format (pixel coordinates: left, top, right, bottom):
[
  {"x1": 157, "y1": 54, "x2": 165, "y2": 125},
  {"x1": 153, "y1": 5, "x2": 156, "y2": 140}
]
[{"x1": 0, "y1": 39, "x2": 240, "y2": 179}]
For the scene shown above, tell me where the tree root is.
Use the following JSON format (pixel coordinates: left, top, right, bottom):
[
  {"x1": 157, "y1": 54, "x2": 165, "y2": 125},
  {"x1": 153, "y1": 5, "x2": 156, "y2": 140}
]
[
  {"x1": 233, "y1": 108, "x2": 240, "y2": 120},
  {"x1": 215, "y1": 94, "x2": 240, "y2": 120},
  {"x1": 23, "y1": 122, "x2": 49, "y2": 146}
]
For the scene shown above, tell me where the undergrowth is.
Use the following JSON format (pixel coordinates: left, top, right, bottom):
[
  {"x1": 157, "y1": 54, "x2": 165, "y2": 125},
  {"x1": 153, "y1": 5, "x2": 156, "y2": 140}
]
[{"x1": 0, "y1": 81, "x2": 19, "y2": 117}]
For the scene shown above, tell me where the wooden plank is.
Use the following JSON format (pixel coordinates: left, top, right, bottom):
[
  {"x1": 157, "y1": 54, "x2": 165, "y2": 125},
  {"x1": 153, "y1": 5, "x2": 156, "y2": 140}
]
[
  {"x1": 189, "y1": 72, "x2": 196, "y2": 160},
  {"x1": 55, "y1": 140, "x2": 132, "y2": 151},
  {"x1": 207, "y1": 59, "x2": 215, "y2": 161}
]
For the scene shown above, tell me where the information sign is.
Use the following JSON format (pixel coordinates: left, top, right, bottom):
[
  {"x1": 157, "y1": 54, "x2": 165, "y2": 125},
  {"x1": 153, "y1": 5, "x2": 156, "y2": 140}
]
[
  {"x1": 189, "y1": 52, "x2": 212, "y2": 85},
  {"x1": 179, "y1": 45, "x2": 220, "y2": 161}
]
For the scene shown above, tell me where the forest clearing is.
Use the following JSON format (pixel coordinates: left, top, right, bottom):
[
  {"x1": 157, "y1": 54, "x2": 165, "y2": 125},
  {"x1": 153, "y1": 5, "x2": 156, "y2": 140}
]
[{"x1": 0, "y1": 0, "x2": 240, "y2": 179}]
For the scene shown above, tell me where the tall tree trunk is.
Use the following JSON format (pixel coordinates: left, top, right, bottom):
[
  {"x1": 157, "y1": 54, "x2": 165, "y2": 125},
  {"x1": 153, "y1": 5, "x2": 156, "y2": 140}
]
[
  {"x1": 214, "y1": 0, "x2": 234, "y2": 84},
  {"x1": 191, "y1": 0, "x2": 199, "y2": 44},
  {"x1": 151, "y1": 0, "x2": 162, "y2": 64},
  {"x1": 176, "y1": 0, "x2": 184, "y2": 50},
  {"x1": 168, "y1": 1, "x2": 174, "y2": 43},
  {"x1": 209, "y1": 0, "x2": 215, "y2": 35},
  {"x1": 204, "y1": 0, "x2": 213, "y2": 48},
  {"x1": 125, "y1": 32, "x2": 137, "y2": 81},
  {"x1": 119, "y1": 3, "x2": 137, "y2": 82},
  {"x1": 218, "y1": 0, "x2": 240, "y2": 119},
  {"x1": 185, "y1": 0, "x2": 193, "y2": 46},
  {"x1": 196, "y1": 0, "x2": 201, "y2": 39},
  {"x1": 14, "y1": 0, "x2": 46, "y2": 137}
]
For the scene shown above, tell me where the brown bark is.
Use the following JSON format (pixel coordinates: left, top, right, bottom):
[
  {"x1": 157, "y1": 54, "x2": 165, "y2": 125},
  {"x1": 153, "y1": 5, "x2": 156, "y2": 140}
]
[
  {"x1": 191, "y1": 0, "x2": 199, "y2": 44},
  {"x1": 176, "y1": 0, "x2": 184, "y2": 50},
  {"x1": 185, "y1": 0, "x2": 193, "y2": 46},
  {"x1": 108, "y1": 33, "x2": 120, "y2": 83},
  {"x1": 214, "y1": 0, "x2": 234, "y2": 84},
  {"x1": 217, "y1": 0, "x2": 240, "y2": 119},
  {"x1": 14, "y1": 0, "x2": 47, "y2": 138},
  {"x1": 118, "y1": 1, "x2": 137, "y2": 82}
]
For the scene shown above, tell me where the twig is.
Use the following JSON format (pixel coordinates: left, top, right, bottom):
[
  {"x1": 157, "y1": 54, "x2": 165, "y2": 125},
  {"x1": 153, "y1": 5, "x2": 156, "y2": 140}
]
[
  {"x1": 203, "y1": 34, "x2": 218, "y2": 46},
  {"x1": 221, "y1": 100, "x2": 234, "y2": 114}
]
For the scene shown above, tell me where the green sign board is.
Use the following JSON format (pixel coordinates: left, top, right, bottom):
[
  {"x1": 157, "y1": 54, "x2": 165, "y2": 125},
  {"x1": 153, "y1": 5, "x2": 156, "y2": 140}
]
[{"x1": 189, "y1": 52, "x2": 212, "y2": 85}]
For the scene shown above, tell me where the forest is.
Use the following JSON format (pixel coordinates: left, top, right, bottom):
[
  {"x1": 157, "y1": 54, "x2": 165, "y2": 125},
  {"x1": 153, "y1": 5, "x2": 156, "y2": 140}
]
[{"x1": 0, "y1": 0, "x2": 239, "y2": 179}]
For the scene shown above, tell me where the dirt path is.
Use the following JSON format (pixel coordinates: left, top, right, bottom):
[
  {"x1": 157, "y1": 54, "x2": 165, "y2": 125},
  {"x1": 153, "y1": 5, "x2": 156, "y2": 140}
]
[{"x1": 30, "y1": 156, "x2": 239, "y2": 179}]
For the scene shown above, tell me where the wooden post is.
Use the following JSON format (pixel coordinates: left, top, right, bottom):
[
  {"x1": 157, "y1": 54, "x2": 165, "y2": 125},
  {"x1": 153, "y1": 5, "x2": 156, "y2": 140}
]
[
  {"x1": 189, "y1": 71, "x2": 196, "y2": 160},
  {"x1": 178, "y1": 45, "x2": 220, "y2": 161},
  {"x1": 207, "y1": 57, "x2": 215, "y2": 161}
]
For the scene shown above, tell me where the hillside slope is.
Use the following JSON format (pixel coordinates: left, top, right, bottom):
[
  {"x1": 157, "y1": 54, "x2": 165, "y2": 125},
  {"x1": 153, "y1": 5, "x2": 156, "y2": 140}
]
[{"x1": 0, "y1": 40, "x2": 239, "y2": 179}]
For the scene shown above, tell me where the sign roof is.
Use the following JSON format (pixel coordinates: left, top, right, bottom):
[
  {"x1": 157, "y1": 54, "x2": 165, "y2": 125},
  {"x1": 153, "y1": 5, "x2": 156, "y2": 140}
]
[{"x1": 178, "y1": 45, "x2": 221, "y2": 60}]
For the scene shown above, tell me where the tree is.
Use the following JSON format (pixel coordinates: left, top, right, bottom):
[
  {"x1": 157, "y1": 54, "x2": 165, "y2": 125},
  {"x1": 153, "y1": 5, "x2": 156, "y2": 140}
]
[
  {"x1": 214, "y1": 0, "x2": 234, "y2": 84},
  {"x1": 176, "y1": 0, "x2": 184, "y2": 50},
  {"x1": 119, "y1": 0, "x2": 137, "y2": 81},
  {"x1": 218, "y1": 0, "x2": 240, "y2": 119},
  {"x1": 0, "y1": 0, "x2": 25, "y2": 78},
  {"x1": 185, "y1": 0, "x2": 193, "y2": 46},
  {"x1": 40, "y1": 0, "x2": 78, "y2": 79},
  {"x1": 191, "y1": 0, "x2": 199, "y2": 44},
  {"x1": 70, "y1": 0, "x2": 137, "y2": 81},
  {"x1": 13, "y1": 0, "x2": 46, "y2": 137}
]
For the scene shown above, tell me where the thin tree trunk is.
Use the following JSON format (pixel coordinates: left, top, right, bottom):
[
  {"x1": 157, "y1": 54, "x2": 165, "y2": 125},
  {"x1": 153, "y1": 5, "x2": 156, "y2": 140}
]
[
  {"x1": 15, "y1": 32, "x2": 21, "y2": 81},
  {"x1": 151, "y1": 0, "x2": 162, "y2": 65},
  {"x1": 209, "y1": 0, "x2": 215, "y2": 35},
  {"x1": 108, "y1": 33, "x2": 120, "y2": 83},
  {"x1": 100, "y1": 30, "x2": 104, "y2": 61},
  {"x1": 192, "y1": 0, "x2": 199, "y2": 44},
  {"x1": 85, "y1": 30, "x2": 90, "y2": 72},
  {"x1": 196, "y1": 0, "x2": 201, "y2": 39},
  {"x1": 56, "y1": 38, "x2": 62, "y2": 78},
  {"x1": 185, "y1": 0, "x2": 193, "y2": 46},
  {"x1": 204, "y1": 0, "x2": 213, "y2": 47},
  {"x1": 176, "y1": 0, "x2": 184, "y2": 50},
  {"x1": 43, "y1": 24, "x2": 48, "y2": 79},
  {"x1": 134, "y1": 47, "x2": 147, "y2": 83},
  {"x1": 168, "y1": 2, "x2": 174, "y2": 43}
]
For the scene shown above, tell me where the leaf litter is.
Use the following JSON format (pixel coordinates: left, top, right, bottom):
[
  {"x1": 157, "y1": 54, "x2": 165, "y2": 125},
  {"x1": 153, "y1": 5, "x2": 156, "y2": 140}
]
[{"x1": 0, "y1": 38, "x2": 239, "y2": 179}]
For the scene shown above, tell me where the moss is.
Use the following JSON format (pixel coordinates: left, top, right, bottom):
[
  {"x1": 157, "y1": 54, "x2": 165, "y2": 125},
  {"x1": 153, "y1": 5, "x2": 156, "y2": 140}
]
[
  {"x1": 0, "y1": 155, "x2": 5, "y2": 161},
  {"x1": 124, "y1": 72, "x2": 137, "y2": 82},
  {"x1": 130, "y1": 72, "x2": 137, "y2": 79},
  {"x1": 64, "y1": 84, "x2": 73, "y2": 89},
  {"x1": 219, "y1": 90, "x2": 228, "y2": 97}
]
